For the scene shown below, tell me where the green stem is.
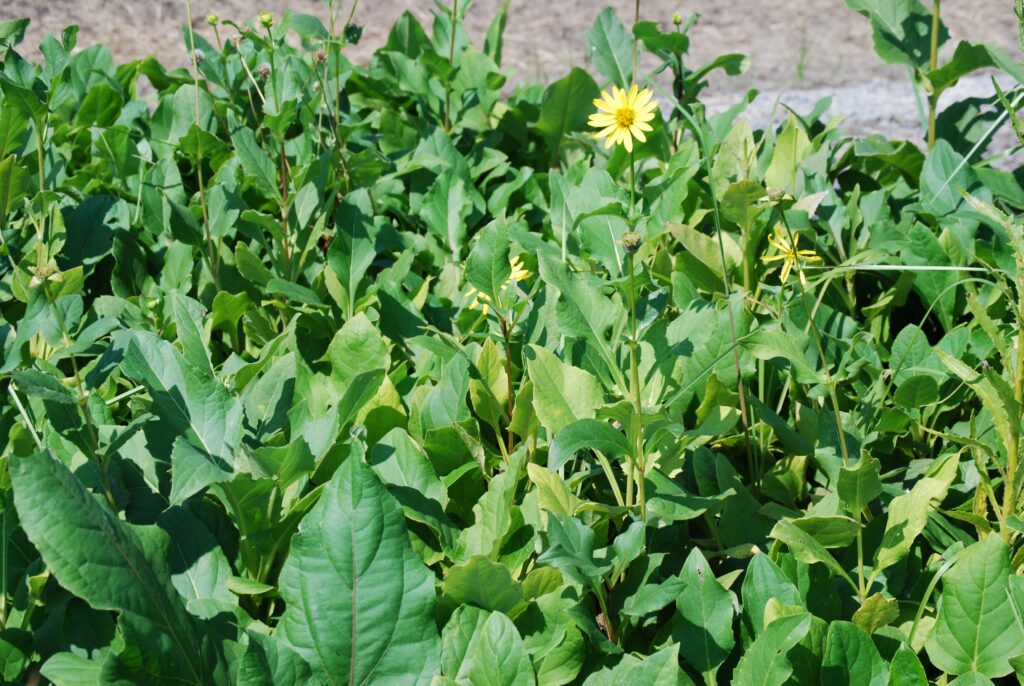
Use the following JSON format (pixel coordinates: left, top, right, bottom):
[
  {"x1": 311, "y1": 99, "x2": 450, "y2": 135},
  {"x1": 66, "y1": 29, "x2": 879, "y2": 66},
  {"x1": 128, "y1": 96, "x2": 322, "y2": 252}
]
[
  {"x1": 628, "y1": 250, "x2": 645, "y2": 521},
  {"x1": 444, "y1": 0, "x2": 460, "y2": 132},
  {"x1": 632, "y1": 0, "x2": 641, "y2": 83},
  {"x1": 500, "y1": 317, "x2": 515, "y2": 456},
  {"x1": 184, "y1": 0, "x2": 220, "y2": 291},
  {"x1": 927, "y1": 0, "x2": 941, "y2": 149}
]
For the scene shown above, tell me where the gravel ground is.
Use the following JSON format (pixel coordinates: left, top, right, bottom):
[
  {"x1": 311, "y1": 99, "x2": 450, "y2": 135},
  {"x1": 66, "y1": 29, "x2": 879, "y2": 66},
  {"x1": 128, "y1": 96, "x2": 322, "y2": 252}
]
[{"x1": 2, "y1": 0, "x2": 1022, "y2": 151}]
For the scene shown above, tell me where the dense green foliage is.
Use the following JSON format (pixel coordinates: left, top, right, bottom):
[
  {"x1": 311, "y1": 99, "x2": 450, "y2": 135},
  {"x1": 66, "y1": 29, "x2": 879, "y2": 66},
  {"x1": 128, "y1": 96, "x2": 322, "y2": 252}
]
[{"x1": 2, "y1": 1, "x2": 1024, "y2": 683}]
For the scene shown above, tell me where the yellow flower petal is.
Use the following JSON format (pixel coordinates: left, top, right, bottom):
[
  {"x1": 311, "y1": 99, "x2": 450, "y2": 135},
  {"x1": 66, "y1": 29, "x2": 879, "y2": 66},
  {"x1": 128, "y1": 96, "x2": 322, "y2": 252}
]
[{"x1": 630, "y1": 125, "x2": 647, "y2": 143}]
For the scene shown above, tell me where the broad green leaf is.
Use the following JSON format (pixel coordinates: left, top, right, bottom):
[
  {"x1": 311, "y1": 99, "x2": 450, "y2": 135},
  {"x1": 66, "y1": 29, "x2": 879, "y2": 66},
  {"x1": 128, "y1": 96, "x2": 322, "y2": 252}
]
[
  {"x1": 39, "y1": 654, "x2": 103, "y2": 686},
  {"x1": 837, "y1": 457, "x2": 883, "y2": 515},
  {"x1": 925, "y1": 535, "x2": 1024, "y2": 678},
  {"x1": 732, "y1": 614, "x2": 812, "y2": 686},
  {"x1": 769, "y1": 519, "x2": 856, "y2": 588},
  {"x1": 548, "y1": 419, "x2": 631, "y2": 471},
  {"x1": 0, "y1": 155, "x2": 30, "y2": 226},
  {"x1": 325, "y1": 312, "x2": 391, "y2": 388},
  {"x1": 231, "y1": 126, "x2": 281, "y2": 203},
  {"x1": 535, "y1": 68, "x2": 600, "y2": 166},
  {"x1": 672, "y1": 549, "x2": 736, "y2": 679},
  {"x1": 443, "y1": 555, "x2": 524, "y2": 616},
  {"x1": 457, "y1": 450, "x2": 525, "y2": 562},
  {"x1": 526, "y1": 345, "x2": 604, "y2": 435},
  {"x1": 277, "y1": 456, "x2": 441, "y2": 684},
  {"x1": 893, "y1": 375, "x2": 940, "y2": 408},
  {"x1": 581, "y1": 644, "x2": 694, "y2": 685},
  {"x1": 820, "y1": 621, "x2": 887, "y2": 686},
  {"x1": 10, "y1": 453, "x2": 230, "y2": 684},
  {"x1": 586, "y1": 8, "x2": 633, "y2": 89},
  {"x1": 875, "y1": 452, "x2": 959, "y2": 572},
  {"x1": 790, "y1": 515, "x2": 860, "y2": 548},
  {"x1": 851, "y1": 593, "x2": 899, "y2": 635},
  {"x1": 765, "y1": 116, "x2": 812, "y2": 191},
  {"x1": 844, "y1": 0, "x2": 945, "y2": 69},
  {"x1": 444, "y1": 609, "x2": 536, "y2": 686},
  {"x1": 466, "y1": 218, "x2": 511, "y2": 307},
  {"x1": 420, "y1": 170, "x2": 476, "y2": 260},
  {"x1": 888, "y1": 643, "x2": 927, "y2": 685},
  {"x1": 741, "y1": 554, "x2": 802, "y2": 640},
  {"x1": 122, "y1": 331, "x2": 242, "y2": 503},
  {"x1": 526, "y1": 463, "x2": 579, "y2": 516},
  {"x1": 237, "y1": 632, "x2": 313, "y2": 686}
]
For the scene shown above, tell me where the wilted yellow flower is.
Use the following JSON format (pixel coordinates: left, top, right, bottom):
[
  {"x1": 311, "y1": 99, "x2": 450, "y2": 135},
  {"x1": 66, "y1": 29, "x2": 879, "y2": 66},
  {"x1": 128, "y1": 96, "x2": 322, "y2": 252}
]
[
  {"x1": 761, "y1": 228, "x2": 821, "y2": 285},
  {"x1": 588, "y1": 84, "x2": 657, "y2": 153},
  {"x1": 466, "y1": 256, "x2": 530, "y2": 316}
]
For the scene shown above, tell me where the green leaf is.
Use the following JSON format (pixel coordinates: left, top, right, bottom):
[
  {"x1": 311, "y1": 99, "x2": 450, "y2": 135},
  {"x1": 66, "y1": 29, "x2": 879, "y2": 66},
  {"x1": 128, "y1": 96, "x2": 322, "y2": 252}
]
[
  {"x1": 920, "y1": 140, "x2": 975, "y2": 216},
  {"x1": 851, "y1": 593, "x2": 900, "y2": 635},
  {"x1": 420, "y1": 170, "x2": 476, "y2": 260},
  {"x1": 925, "y1": 535, "x2": 1024, "y2": 678},
  {"x1": 844, "y1": 0, "x2": 944, "y2": 69},
  {"x1": 732, "y1": 614, "x2": 812, "y2": 686},
  {"x1": 0, "y1": 155, "x2": 30, "y2": 225},
  {"x1": 40, "y1": 653, "x2": 103, "y2": 686},
  {"x1": 10, "y1": 453, "x2": 230, "y2": 684},
  {"x1": 443, "y1": 555, "x2": 524, "y2": 615},
  {"x1": 236, "y1": 632, "x2": 313, "y2": 686},
  {"x1": 581, "y1": 644, "x2": 694, "y2": 685},
  {"x1": 672, "y1": 549, "x2": 736, "y2": 679},
  {"x1": 875, "y1": 452, "x2": 959, "y2": 572},
  {"x1": 122, "y1": 331, "x2": 242, "y2": 503},
  {"x1": 535, "y1": 68, "x2": 600, "y2": 165},
  {"x1": 586, "y1": 8, "x2": 633, "y2": 89},
  {"x1": 820, "y1": 621, "x2": 887, "y2": 686},
  {"x1": 888, "y1": 643, "x2": 927, "y2": 685},
  {"x1": 526, "y1": 463, "x2": 579, "y2": 516},
  {"x1": 231, "y1": 127, "x2": 281, "y2": 203},
  {"x1": 442, "y1": 608, "x2": 536, "y2": 686},
  {"x1": 769, "y1": 519, "x2": 856, "y2": 588},
  {"x1": 837, "y1": 457, "x2": 883, "y2": 515},
  {"x1": 457, "y1": 451, "x2": 526, "y2": 562},
  {"x1": 466, "y1": 218, "x2": 511, "y2": 307},
  {"x1": 325, "y1": 312, "x2": 391, "y2": 389},
  {"x1": 0, "y1": 18, "x2": 30, "y2": 48},
  {"x1": 526, "y1": 345, "x2": 604, "y2": 435},
  {"x1": 893, "y1": 375, "x2": 940, "y2": 408},
  {"x1": 277, "y1": 456, "x2": 441, "y2": 684},
  {"x1": 548, "y1": 419, "x2": 631, "y2": 471},
  {"x1": 537, "y1": 252, "x2": 623, "y2": 385},
  {"x1": 740, "y1": 554, "x2": 803, "y2": 640}
]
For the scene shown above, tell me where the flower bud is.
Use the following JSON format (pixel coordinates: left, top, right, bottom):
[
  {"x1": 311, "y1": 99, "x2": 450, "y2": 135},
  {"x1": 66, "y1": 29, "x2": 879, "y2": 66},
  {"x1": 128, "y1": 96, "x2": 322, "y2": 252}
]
[
  {"x1": 672, "y1": 12, "x2": 683, "y2": 26},
  {"x1": 258, "y1": 11, "x2": 274, "y2": 28},
  {"x1": 621, "y1": 231, "x2": 643, "y2": 253},
  {"x1": 206, "y1": 13, "x2": 219, "y2": 26}
]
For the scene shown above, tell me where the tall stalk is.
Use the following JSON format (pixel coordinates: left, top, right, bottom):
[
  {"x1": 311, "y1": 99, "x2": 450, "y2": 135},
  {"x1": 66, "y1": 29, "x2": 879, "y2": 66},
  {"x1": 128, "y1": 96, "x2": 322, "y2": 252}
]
[
  {"x1": 444, "y1": 0, "x2": 460, "y2": 132},
  {"x1": 926, "y1": 0, "x2": 941, "y2": 149},
  {"x1": 184, "y1": 0, "x2": 221, "y2": 290}
]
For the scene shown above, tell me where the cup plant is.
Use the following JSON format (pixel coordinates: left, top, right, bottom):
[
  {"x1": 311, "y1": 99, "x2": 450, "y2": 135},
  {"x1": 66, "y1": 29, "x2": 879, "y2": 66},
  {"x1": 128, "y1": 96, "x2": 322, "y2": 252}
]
[{"x1": 1, "y1": 0, "x2": 1024, "y2": 684}]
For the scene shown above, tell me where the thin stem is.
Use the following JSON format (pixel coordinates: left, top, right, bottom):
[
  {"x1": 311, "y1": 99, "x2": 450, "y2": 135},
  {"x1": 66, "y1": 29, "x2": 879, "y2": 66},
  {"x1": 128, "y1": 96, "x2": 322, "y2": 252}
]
[
  {"x1": 927, "y1": 0, "x2": 941, "y2": 149},
  {"x1": 444, "y1": 0, "x2": 460, "y2": 132},
  {"x1": 184, "y1": 0, "x2": 221, "y2": 291},
  {"x1": 632, "y1": 0, "x2": 641, "y2": 83},
  {"x1": 500, "y1": 317, "x2": 515, "y2": 456},
  {"x1": 628, "y1": 251, "x2": 646, "y2": 521}
]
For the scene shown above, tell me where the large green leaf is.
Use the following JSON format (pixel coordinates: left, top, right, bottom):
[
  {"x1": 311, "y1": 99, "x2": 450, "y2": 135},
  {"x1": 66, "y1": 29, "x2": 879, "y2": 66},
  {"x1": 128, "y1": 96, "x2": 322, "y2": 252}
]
[
  {"x1": 820, "y1": 621, "x2": 887, "y2": 686},
  {"x1": 925, "y1": 535, "x2": 1024, "y2": 678},
  {"x1": 122, "y1": 331, "x2": 243, "y2": 503},
  {"x1": 10, "y1": 453, "x2": 231, "y2": 685},
  {"x1": 843, "y1": 0, "x2": 944, "y2": 69},
  {"x1": 581, "y1": 644, "x2": 694, "y2": 685},
  {"x1": 526, "y1": 345, "x2": 604, "y2": 435},
  {"x1": 441, "y1": 607, "x2": 536, "y2": 686},
  {"x1": 732, "y1": 614, "x2": 811, "y2": 686},
  {"x1": 535, "y1": 68, "x2": 600, "y2": 167},
  {"x1": 585, "y1": 8, "x2": 633, "y2": 88},
  {"x1": 465, "y1": 218, "x2": 511, "y2": 307},
  {"x1": 672, "y1": 549, "x2": 736, "y2": 680},
  {"x1": 277, "y1": 456, "x2": 441, "y2": 684},
  {"x1": 548, "y1": 419, "x2": 631, "y2": 471}
]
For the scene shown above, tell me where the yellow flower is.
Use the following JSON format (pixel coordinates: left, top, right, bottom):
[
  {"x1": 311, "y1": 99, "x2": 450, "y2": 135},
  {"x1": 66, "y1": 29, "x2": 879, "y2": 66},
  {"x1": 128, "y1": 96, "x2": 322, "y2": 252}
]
[
  {"x1": 761, "y1": 228, "x2": 821, "y2": 285},
  {"x1": 588, "y1": 84, "x2": 657, "y2": 153},
  {"x1": 465, "y1": 256, "x2": 531, "y2": 316}
]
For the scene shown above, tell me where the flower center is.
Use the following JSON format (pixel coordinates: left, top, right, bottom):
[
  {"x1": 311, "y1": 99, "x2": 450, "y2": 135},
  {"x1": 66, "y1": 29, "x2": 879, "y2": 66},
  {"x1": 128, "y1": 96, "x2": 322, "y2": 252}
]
[{"x1": 615, "y1": 108, "x2": 636, "y2": 128}]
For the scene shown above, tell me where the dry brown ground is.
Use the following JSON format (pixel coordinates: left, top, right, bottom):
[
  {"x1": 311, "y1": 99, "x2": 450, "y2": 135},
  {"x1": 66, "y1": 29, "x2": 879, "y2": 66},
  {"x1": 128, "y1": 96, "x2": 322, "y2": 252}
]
[{"x1": 2, "y1": 1, "x2": 1022, "y2": 144}]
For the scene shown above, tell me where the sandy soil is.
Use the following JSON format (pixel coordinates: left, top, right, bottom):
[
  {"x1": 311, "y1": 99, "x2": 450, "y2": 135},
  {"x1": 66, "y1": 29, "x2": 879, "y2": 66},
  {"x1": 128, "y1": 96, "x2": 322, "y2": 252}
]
[{"x1": 2, "y1": 1, "x2": 1022, "y2": 146}]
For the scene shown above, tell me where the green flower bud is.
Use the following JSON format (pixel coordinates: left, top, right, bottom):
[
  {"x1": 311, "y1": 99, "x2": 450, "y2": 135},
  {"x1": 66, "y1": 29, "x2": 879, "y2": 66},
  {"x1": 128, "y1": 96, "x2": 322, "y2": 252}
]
[
  {"x1": 206, "y1": 13, "x2": 219, "y2": 26},
  {"x1": 622, "y1": 231, "x2": 643, "y2": 254},
  {"x1": 672, "y1": 13, "x2": 683, "y2": 26},
  {"x1": 258, "y1": 11, "x2": 274, "y2": 28}
]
